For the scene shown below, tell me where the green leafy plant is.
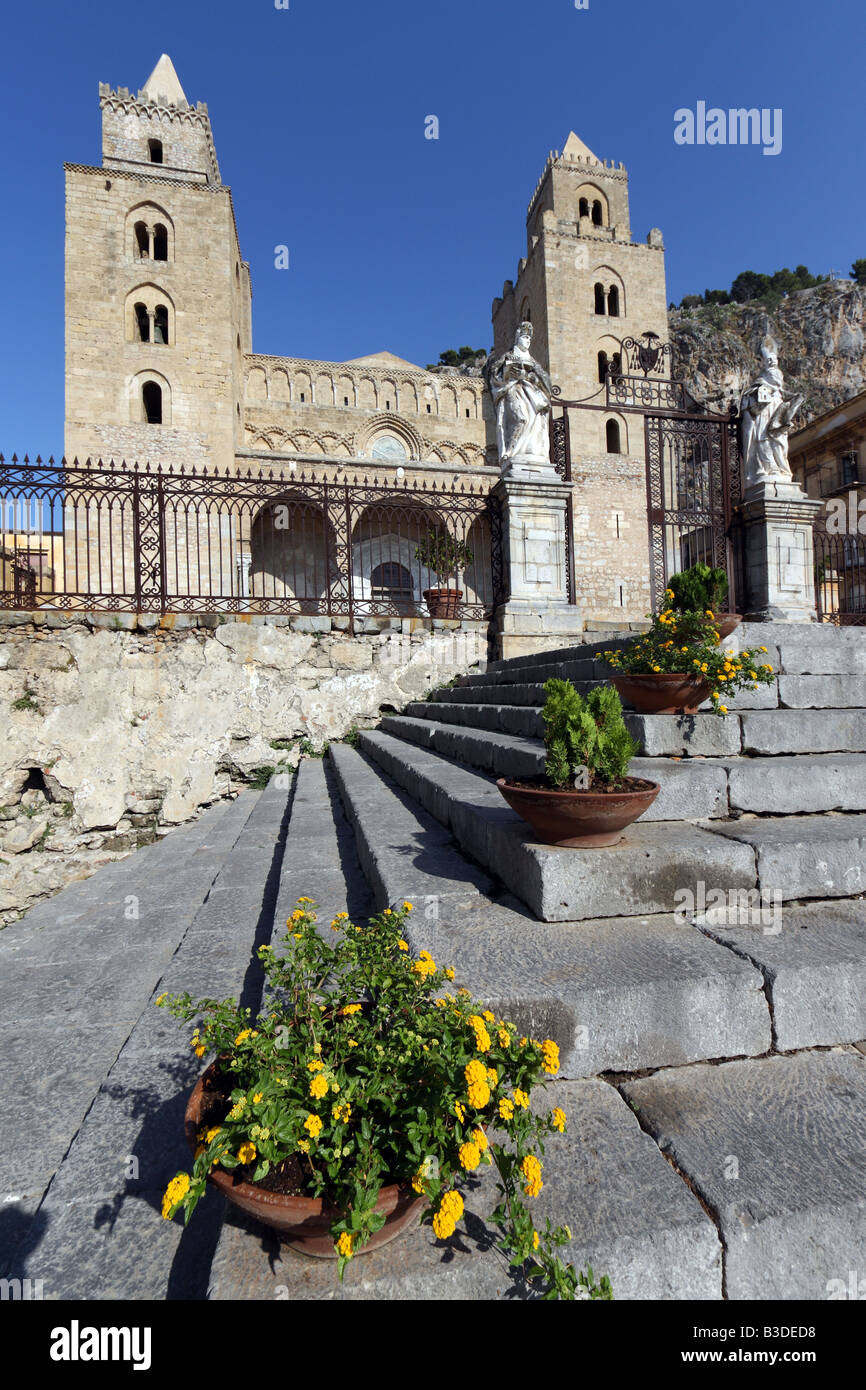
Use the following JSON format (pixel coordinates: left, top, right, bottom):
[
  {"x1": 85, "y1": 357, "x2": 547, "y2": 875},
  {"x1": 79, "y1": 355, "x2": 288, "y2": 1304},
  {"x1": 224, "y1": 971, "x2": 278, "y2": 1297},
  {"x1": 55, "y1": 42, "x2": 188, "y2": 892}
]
[
  {"x1": 542, "y1": 681, "x2": 638, "y2": 790},
  {"x1": 248, "y1": 765, "x2": 276, "y2": 790},
  {"x1": 603, "y1": 600, "x2": 775, "y2": 716},
  {"x1": 667, "y1": 564, "x2": 729, "y2": 615},
  {"x1": 414, "y1": 531, "x2": 474, "y2": 586},
  {"x1": 158, "y1": 899, "x2": 611, "y2": 1299},
  {"x1": 11, "y1": 688, "x2": 40, "y2": 715}
]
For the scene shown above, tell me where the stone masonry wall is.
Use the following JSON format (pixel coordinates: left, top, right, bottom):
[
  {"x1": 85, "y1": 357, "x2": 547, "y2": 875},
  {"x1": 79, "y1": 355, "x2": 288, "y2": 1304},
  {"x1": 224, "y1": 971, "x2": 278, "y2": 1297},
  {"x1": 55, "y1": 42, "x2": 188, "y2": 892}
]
[{"x1": 0, "y1": 612, "x2": 487, "y2": 923}]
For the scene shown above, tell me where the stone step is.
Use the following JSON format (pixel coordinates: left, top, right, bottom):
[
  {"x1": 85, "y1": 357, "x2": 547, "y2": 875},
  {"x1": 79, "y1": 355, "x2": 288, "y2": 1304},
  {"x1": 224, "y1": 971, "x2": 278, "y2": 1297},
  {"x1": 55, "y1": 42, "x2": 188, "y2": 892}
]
[
  {"x1": 330, "y1": 743, "x2": 771, "y2": 1074},
  {"x1": 621, "y1": 1049, "x2": 866, "y2": 1300},
  {"x1": 358, "y1": 729, "x2": 755, "y2": 921},
  {"x1": 208, "y1": 1076, "x2": 723, "y2": 1300},
  {"x1": 379, "y1": 715, "x2": 866, "y2": 819},
  {"x1": 430, "y1": 682, "x2": 549, "y2": 707},
  {"x1": 360, "y1": 729, "x2": 866, "y2": 920},
  {"x1": 4, "y1": 781, "x2": 292, "y2": 1296}
]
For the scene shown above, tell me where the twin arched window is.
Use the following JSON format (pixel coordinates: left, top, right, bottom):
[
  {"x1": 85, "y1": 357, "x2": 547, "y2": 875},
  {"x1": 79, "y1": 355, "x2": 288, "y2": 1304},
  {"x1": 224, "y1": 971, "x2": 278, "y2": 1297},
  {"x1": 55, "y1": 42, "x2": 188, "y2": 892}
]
[
  {"x1": 131, "y1": 299, "x2": 171, "y2": 345},
  {"x1": 594, "y1": 282, "x2": 621, "y2": 317},
  {"x1": 133, "y1": 219, "x2": 169, "y2": 262},
  {"x1": 579, "y1": 197, "x2": 605, "y2": 227}
]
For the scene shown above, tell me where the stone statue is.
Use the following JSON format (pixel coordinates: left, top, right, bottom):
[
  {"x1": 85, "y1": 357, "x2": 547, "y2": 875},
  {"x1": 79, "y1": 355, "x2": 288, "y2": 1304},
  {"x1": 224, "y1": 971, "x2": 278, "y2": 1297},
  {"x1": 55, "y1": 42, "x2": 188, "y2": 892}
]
[
  {"x1": 740, "y1": 334, "x2": 803, "y2": 490},
  {"x1": 484, "y1": 322, "x2": 555, "y2": 479}
]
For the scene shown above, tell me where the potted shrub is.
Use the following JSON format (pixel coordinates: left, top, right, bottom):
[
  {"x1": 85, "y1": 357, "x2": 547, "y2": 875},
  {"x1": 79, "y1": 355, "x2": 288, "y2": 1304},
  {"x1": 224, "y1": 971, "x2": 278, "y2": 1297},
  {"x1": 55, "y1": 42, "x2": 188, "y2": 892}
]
[
  {"x1": 604, "y1": 604, "x2": 774, "y2": 714},
  {"x1": 496, "y1": 681, "x2": 658, "y2": 847},
  {"x1": 158, "y1": 899, "x2": 611, "y2": 1300},
  {"x1": 667, "y1": 564, "x2": 741, "y2": 638},
  {"x1": 414, "y1": 530, "x2": 473, "y2": 618}
]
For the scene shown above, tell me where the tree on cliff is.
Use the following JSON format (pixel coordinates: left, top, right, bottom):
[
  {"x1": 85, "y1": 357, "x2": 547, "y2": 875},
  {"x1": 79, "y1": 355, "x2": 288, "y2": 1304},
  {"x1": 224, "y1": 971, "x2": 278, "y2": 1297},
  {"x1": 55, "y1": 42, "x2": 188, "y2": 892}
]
[{"x1": 852, "y1": 260, "x2": 866, "y2": 286}]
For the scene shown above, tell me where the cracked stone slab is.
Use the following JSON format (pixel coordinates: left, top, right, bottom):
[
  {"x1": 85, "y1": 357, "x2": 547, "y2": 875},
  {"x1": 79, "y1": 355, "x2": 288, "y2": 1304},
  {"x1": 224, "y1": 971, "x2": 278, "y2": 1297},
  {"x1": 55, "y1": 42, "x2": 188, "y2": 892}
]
[
  {"x1": 697, "y1": 899, "x2": 866, "y2": 1049},
  {"x1": 621, "y1": 1051, "x2": 866, "y2": 1300},
  {"x1": 208, "y1": 1079, "x2": 721, "y2": 1300},
  {"x1": 705, "y1": 814, "x2": 866, "y2": 901}
]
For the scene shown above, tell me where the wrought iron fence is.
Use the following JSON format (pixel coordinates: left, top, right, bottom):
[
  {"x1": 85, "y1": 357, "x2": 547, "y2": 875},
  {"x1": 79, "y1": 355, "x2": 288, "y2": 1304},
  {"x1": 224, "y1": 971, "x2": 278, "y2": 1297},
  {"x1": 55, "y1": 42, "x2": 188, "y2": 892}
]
[
  {"x1": 814, "y1": 530, "x2": 866, "y2": 625},
  {"x1": 0, "y1": 455, "x2": 501, "y2": 630}
]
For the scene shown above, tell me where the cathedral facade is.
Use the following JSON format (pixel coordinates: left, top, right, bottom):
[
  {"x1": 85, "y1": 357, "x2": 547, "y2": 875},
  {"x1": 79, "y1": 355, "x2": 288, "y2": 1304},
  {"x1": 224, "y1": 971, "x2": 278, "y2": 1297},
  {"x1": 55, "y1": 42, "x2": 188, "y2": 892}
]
[{"x1": 64, "y1": 56, "x2": 669, "y2": 624}]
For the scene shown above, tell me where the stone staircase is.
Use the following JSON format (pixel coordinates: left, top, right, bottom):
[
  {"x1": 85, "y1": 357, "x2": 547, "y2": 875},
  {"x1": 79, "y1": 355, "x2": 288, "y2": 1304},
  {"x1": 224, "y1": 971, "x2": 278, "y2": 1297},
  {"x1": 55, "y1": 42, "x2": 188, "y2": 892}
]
[{"x1": 2, "y1": 622, "x2": 866, "y2": 1300}]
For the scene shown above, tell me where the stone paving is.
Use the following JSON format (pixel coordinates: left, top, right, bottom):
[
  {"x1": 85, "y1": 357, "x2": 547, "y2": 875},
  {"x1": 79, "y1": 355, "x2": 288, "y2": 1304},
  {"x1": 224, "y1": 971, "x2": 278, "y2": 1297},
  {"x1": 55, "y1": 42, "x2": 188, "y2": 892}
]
[{"x1": 2, "y1": 623, "x2": 865, "y2": 1299}]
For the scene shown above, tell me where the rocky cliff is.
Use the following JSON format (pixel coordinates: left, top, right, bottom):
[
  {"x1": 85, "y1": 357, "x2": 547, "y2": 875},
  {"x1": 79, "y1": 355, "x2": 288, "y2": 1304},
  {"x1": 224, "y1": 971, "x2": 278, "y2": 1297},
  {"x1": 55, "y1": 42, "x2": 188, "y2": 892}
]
[{"x1": 668, "y1": 280, "x2": 866, "y2": 423}]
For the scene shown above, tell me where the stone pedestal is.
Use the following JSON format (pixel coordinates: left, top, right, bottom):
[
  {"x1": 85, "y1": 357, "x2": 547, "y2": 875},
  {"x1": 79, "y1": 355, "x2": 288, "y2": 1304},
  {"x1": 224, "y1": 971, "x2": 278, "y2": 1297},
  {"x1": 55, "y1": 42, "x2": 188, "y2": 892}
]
[
  {"x1": 741, "y1": 481, "x2": 822, "y2": 623},
  {"x1": 492, "y1": 477, "x2": 583, "y2": 659}
]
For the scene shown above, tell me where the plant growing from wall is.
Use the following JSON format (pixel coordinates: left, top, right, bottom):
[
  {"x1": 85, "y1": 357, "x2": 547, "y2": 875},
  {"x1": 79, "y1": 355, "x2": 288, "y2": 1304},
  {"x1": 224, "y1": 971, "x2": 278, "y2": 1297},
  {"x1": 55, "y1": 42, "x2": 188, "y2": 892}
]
[
  {"x1": 414, "y1": 531, "x2": 473, "y2": 586},
  {"x1": 542, "y1": 681, "x2": 639, "y2": 791}
]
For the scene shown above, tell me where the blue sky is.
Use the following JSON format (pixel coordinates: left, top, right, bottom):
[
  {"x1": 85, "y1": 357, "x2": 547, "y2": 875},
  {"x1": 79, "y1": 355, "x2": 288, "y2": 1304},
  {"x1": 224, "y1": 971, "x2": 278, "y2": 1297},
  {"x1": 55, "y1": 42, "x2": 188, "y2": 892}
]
[{"x1": 1, "y1": 0, "x2": 864, "y2": 455}]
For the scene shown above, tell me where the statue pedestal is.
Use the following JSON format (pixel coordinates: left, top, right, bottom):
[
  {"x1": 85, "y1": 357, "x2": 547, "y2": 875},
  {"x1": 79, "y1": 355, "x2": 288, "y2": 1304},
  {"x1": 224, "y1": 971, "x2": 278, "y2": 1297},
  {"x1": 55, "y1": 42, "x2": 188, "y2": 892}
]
[
  {"x1": 492, "y1": 477, "x2": 583, "y2": 659},
  {"x1": 741, "y1": 481, "x2": 822, "y2": 622}
]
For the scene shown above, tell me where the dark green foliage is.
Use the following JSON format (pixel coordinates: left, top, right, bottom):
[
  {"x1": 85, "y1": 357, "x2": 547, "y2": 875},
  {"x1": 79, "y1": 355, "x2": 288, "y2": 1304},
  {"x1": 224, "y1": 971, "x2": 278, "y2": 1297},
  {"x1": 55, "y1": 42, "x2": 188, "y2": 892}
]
[
  {"x1": 852, "y1": 260, "x2": 866, "y2": 286},
  {"x1": 667, "y1": 563, "x2": 729, "y2": 614},
  {"x1": 676, "y1": 265, "x2": 828, "y2": 310},
  {"x1": 542, "y1": 680, "x2": 638, "y2": 790},
  {"x1": 426, "y1": 346, "x2": 487, "y2": 369}
]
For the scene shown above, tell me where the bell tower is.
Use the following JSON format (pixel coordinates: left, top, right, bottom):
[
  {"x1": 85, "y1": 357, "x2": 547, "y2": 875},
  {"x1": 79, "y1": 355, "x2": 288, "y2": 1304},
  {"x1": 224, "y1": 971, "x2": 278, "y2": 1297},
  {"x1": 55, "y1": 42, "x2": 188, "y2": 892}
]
[
  {"x1": 491, "y1": 134, "x2": 669, "y2": 623},
  {"x1": 64, "y1": 55, "x2": 251, "y2": 471}
]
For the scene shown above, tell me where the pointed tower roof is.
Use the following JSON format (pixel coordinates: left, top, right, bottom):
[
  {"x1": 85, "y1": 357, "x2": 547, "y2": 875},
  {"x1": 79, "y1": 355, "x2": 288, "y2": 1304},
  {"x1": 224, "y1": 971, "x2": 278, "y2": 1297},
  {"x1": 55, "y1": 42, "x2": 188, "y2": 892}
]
[
  {"x1": 562, "y1": 131, "x2": 601, "y2": 164},
  {"x1": 142, "y1": 54, "x2": 187, "y2": 106}
]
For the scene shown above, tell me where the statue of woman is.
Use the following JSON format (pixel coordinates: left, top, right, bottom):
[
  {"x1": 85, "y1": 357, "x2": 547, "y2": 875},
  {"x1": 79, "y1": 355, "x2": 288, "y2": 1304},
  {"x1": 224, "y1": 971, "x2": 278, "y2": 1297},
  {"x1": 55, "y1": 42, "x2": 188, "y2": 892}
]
[
  {"x1": 484, "y1": 322, "x2": 555, "y2": 479},
  {"x1": 740, "y1": 335, "x2": 803, "y2": 489}
]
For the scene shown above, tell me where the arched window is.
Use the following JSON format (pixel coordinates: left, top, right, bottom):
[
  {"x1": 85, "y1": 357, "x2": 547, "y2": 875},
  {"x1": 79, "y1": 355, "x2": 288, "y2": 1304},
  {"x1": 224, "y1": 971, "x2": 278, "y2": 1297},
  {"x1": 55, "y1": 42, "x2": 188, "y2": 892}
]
[
  {"x1": 148, "y1": 139, "x2": 163, "y2": 164},
  {"x1": 153, "y1": 224, "x2": 168, "y2": 261},
  {"x1": 579, "y1": 197, "x2": 589, "y2": 219},
  {"x1": 607, "y1": 285, "x2": 620, "y2": 317},
  {"x1": 594, "y1": 283, "x2": 606, "y2": 315},
  {"x1": 153, "y1": 305, "x2": 169, "y2": 345},
  {"x1": 134, "y1": 222, "x2": 149, "y2": 259},
  {"x1": 370, "y1": 561, "x2": 413, "y2": 604},
  {"x1": 606, "y1": 419, "x2": 621, "y2": 454},
  {"x1": 134, "y1": 303, "x2": 150, "y2": 343},
  {"x1": 598, "y1": 351, "x2": 609, "y2": 384},
  {"x1": 142, "y1": 381, "x2": 163, "y2": 424},
  {"x1": 592, "y1": 200, "x2": 603, "y2": 226}
]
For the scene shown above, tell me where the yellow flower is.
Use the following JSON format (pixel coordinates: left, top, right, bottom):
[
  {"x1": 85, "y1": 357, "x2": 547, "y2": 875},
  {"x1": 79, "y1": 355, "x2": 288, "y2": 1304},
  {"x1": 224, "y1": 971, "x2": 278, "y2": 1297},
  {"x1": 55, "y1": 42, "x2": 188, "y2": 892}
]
[
  {"x1": 551, "y1": 1107, "x2": 566, "y2": 1133},
  {"x1": 762, "y1": 663, "x2": 773, "y2": 671},
  {"x1": 348, "y1": 1039, "x2": 358, "y2": 1048},
  {"x1": 194, "y1": 1045, "x2": 206, "y2": 1058},
  {"x1": 397, "y1": 939, "x2": 409, "y2": 951},
  {"x1": 411, "y1": 1167, "x2": 426, "y2": 1194},
  {"x1": 759, "y1": 646, "x2": 768, "y2": 653},
  {"x1": 458, "y1": 1141, "x2": 481, "y2": 1171},
  {"x1": 237, "y1": 1142, "x2": 256, "y2": 1165},
  {"x1": 411, "y1": 951, "x2": 437, "y2": 978},
  {"x1": 309, "y1": 1073, "x2": 328, "y2": 1099},
  {"x1": 467, "y1": 1080, "x2": 490, "y2": 1110},
  {"x1": 227, "y1": 1099, "x2": 247, "y2": 1121},
  {"x1": 472, "y1": 1128, "x2": 488, "y2": 1152},
  {"x1": 445, "y1": 968, "x2": 455, "y2": 981},
  {"x1": 332, "y1": 1102, "x2": 352, "y2": 1123},
  {"x1": 432, "y1": 1209, "x2": 456, "y2": 1240},
  {"x1": 718, "y1": 705, "x2": 728, "y2": 714},
  {"x1": 161, "y1": 1172, "x2": 191, "y2": 1219},
  {"x1": 383, "y1": 908, "x2": 393, "y2": 916},
  {"x1": 432, "y1": 1189, "x2": 464, "y2": 1240},
  {"x1": 402, "y1": 901, "x2": 414, "y2": 911},
  {"x1": 304, "y1": 1114, "x2": 323, "y2": 1138},
  {"x1": 297, "y1": 896, "x2": 314, "y2": 904},
  {"x1": 297, "y1": 1139, "x2": 310, "y2": 1153},
  {"x1": 498, "y1": 1028, "x2": 510, "y2": 1048},
  {"x1": 482, "y1": 1010, "x2": 495, "y2": 1023},
  {"x1": 252, "y1": 1092, "x2": 263, "y2": 1104},
  {"x1": 205, "y1": 1126, "x2": 222, "y2": 1144},
  {"x1": 521, "y1": 1154, "x2": 543, "y2": 1198},
  {"x1": 705, "y1": 609, "x2": 715, "y2": 618},
  {"x1": 342, "y1": 1003, "x2": 362, "y2": 1016},
  {"x1": 513, "y1": 1089, "x2": 529, "y2": 1109},
  {"x1": 532, "y1": 1230, "x2": 540, "y2": 1251},
  {"x1": 498, "y1": 1098, "x2": 514, "y2": 1121},
  {"x1": 234, "y1": 1030, "x2": 252, "y2": 1046},
  {"x1": 652, "y1": 665, "x2": 660, "y2": 672},
  {"x1": 541, "y1": 1040, "x2": 560, "y2": 1075},
  {"x1": 307, "y1": 1058, "x2": 324, "y2": 1071},
  {"x1": 454, "y1": 1100, "x2": 466, "y2": 1123},
  {"x1": 337, "y1": 1232, "x2": 354, "y2": 1259}
]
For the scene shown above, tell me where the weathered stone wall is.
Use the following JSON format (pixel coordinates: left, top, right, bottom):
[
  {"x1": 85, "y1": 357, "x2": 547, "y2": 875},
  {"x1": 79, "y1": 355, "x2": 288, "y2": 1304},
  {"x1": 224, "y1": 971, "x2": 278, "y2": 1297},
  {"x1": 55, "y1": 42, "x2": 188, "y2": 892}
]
[{"x1": 0, "y1": 612, "x2": 487, "y2": 922}]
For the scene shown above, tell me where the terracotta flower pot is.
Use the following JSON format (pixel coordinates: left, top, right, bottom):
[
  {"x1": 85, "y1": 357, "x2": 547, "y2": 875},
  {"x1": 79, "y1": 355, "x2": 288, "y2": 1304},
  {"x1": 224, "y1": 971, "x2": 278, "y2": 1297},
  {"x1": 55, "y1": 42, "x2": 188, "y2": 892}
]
[
  {"x1": 185, "y1": 1064, "x2": 425, "y2": 1258},
  {"x1": 423, "y1": 587, "x2": 462, "y2": 619},
  {"x1": 611, "y1": 673, "x2": 712, "y2": 715},
  {"x1": 496, "y1": 776, "x2": 659, "y2": 847},
  {"x1": 714, "y1": 614, "x2": 743, "y2": 640}
]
